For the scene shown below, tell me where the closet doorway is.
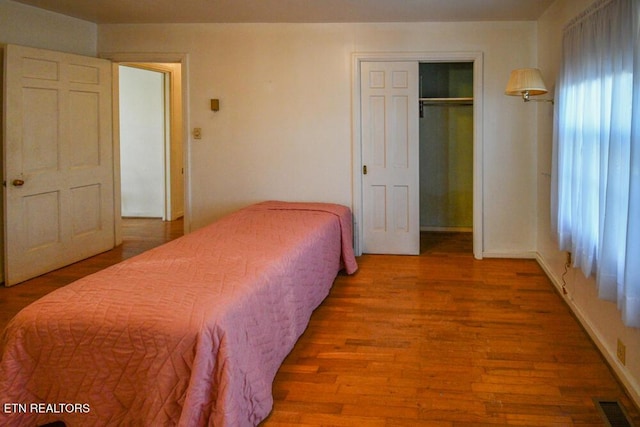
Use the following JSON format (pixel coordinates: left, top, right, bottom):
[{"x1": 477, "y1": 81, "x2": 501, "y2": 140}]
[
  {"x1": 419, "y1": 62, "x2": 474, "y2": 249},
  {"x1": 352, "y1": 52, "x2": 483, "y2": 259}
]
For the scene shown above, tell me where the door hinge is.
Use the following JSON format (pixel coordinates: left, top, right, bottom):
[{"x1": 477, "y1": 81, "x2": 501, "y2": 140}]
[{"x1": 363, "y1": 165, "x2": 367, "y2": 175}]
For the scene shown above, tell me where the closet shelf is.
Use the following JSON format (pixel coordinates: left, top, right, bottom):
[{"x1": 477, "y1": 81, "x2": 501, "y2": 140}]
[{"x1": 419, "y1": 97, "x2": 474, "y2": 105}]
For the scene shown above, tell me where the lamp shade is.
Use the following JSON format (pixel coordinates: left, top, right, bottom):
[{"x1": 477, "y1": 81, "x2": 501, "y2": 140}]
[{"x1": 505, "y1": 68, "x2": 548, "y2": 96}]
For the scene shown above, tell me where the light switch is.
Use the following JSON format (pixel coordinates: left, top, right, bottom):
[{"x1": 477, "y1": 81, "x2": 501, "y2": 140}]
[{"x1": 193, "y1": 128, "x2": 202, "y2": 139}]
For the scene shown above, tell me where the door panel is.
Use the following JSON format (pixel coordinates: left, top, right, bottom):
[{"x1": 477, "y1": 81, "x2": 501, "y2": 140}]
[
  {"x1": 371, "y1": 96, "x2": 386, "y2": 167},
  {"x1": 22, "y1": 87, "x2": 59, "y2": 172},
  {"x1": 3, "y1": 44, "x2": 114, "y2": 286},
  {"x1": 393, "y1": 185, "x2": 410, "y2": 231},
  {"x1": 361, "y1": 61, "x2": 420, "y2": 255},
  {"x1": 71, "y1": 184, "x2": 103, "y2": 236},
  {"x1": 391, "y1": 95, "x2": 410, "y2": 167},
  {"x1": 24, "y1": 191, "x2": 59, "y2": 249},
  {"x1": 69, "y1": 91, "x2": 101, "y2": 167}
]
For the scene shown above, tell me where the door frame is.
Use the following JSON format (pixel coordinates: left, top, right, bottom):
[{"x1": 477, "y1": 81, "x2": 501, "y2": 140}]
[
  {"x1": 100, "y1": 52, "x2": 191, "y2": 244},
  {"x1": 352, "y1": 51, "x2": 484, "y2": 259}
]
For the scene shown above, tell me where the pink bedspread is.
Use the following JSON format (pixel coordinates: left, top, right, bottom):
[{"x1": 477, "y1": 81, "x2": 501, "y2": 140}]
[{"x1": 0, "y1": 201, "x2": 357, "y2": 426}]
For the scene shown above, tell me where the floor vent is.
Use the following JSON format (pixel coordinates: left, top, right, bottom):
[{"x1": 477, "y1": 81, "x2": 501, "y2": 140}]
[{"x1": 594, "y1": 399, "x2": 634, "y2": 427}]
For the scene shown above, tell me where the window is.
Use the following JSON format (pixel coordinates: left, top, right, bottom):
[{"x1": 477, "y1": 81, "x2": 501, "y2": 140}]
[{"x1": 552, "y1": 0, "x2": 640, "y2": 327}]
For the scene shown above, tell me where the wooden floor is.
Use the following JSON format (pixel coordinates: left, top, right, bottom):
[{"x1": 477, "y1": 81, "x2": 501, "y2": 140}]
[
  {"x1": 1, "y1": 223, "x2": 638, "y2": 426},
  {"x1": 263, "y1": 232, "x2": 640, "y2": 426}
]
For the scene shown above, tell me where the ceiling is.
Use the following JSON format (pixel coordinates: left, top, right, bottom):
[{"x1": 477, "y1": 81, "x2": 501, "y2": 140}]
[{"x1": 14, "y1": 0, "x2": 556, "y2": 24}]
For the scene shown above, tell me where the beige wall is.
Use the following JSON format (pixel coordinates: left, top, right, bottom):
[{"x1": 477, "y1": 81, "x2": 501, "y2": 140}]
[
  {"x1": 537, "y1": 0, "x2": 640, "y2": 405},
  {"x1": 0, "y1": 0, "x2": 96, "y2": 56},
  {"x1": 99, "y1": 21, "x2": 540, "y2": 257}
]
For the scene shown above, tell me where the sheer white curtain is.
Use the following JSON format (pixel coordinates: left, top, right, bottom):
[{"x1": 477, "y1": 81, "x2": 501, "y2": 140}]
[{"x1": 552, "y1": 0, "x2": 640, "y2": 327}]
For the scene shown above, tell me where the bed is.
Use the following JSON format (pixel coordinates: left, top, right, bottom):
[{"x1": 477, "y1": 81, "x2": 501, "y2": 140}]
[{"x1": 0, "y1": 201, "x2": 357, "y2": 426}]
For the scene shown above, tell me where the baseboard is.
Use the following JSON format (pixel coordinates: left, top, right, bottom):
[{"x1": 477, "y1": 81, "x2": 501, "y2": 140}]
[
  {"x1": 481, "y1": 251, "x2": 537, "y2": 259},
  {"x1": 536, "y1": 253, "x2": 640, "y2": 409}
]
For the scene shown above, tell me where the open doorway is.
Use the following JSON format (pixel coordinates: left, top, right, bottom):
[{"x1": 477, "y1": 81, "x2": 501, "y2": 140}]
[
  {"x1": 419, "y1": 62, "x2": 474, "y2": 254},
  {"x1": 118, "y1": 63, "x2": 184, "y2": 225}
]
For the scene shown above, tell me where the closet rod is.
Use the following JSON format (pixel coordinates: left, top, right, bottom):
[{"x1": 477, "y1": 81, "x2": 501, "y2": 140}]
[{"x1": 419, "y1": 97, "x2": 473, "y2": 118}]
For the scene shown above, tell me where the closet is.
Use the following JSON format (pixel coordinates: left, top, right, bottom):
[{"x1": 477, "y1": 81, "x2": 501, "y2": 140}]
[{"x1": 419, "y1": 62, "x2": 474, "y2": 233}]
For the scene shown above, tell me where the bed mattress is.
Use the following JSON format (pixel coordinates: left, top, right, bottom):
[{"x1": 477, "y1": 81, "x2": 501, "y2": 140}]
[{"x1": 0, "y1": 201, "x2": 357, "y2": 426}]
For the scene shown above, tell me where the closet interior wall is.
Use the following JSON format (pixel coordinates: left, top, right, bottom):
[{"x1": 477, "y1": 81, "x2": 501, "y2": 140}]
[{"x1": 419, "y1": 62, "x2": 474, "y2": 232}]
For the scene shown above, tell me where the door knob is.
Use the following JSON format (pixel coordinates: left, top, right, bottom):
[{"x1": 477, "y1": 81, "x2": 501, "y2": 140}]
[{"x1": 12, "y1": 179, "x2": 25, "y2": 187}]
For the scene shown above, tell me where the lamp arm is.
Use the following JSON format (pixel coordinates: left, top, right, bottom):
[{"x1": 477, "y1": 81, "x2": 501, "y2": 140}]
[
  {"x1": 522, "y1": 90, "x2": 554, "y2": 104},
  {"x1": 528, "y1": 99, "x2": 554, "y2": 104}
]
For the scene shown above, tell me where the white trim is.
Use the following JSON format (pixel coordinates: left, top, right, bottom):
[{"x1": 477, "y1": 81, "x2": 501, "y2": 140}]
[
  {"x1": 109, "y1": 62, "x2": 123, "y2": 245},
  {"x1": 536, "y1": 253, "x2": 640, "y2": 408},
  {"x1": 100, "y1": 52, "x2": 191, "y2": 234},
  {"x1": 483, "y1": 251, "x2": 536, "y2": 259},
  {"x1": 351, "y1": 51, "x2": 484, "y2": 259}
]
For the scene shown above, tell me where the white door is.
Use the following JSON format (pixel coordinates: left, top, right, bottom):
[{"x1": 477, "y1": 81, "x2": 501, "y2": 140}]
[
  {"x1": 3, "y1": 44, "x2": 114, "y2": 286},
  {"x1": 361, "y1": 61, "x2": 420, "y2": 254}
]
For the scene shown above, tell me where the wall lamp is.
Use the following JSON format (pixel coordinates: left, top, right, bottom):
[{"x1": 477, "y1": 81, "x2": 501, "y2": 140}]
[{"x1": 505, "y1": 68, "x2": 554, "y2": 104}]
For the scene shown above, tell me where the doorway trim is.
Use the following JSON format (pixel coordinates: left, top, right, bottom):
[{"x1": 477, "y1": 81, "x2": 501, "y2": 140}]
[
  {"x1": 352, "y1": 51, "x2": 484, "y2": 259},
  {"x1": 100, "y1": 52, "x2": 191, "y2": 244}
]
